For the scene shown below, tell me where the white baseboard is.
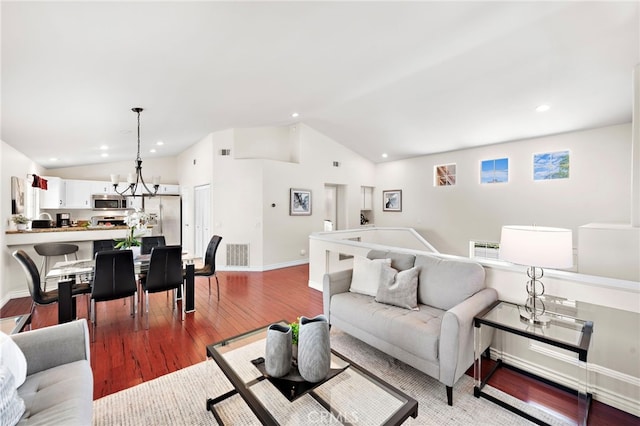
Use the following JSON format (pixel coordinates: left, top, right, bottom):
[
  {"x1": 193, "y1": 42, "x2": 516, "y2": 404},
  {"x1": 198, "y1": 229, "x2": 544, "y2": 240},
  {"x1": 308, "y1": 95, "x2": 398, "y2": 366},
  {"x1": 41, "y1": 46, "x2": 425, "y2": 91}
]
[
  {"x1": 490, "y1": 346, "x2": 640, "y2": 417},
  {"x1": 217, "y1": 259, "x2": 309, "y2": 273}
]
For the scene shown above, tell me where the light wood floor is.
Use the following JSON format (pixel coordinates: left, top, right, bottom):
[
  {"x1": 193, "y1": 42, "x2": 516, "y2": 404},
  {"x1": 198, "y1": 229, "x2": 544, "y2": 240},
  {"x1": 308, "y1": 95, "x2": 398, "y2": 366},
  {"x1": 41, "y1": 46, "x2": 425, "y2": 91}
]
[{"x1": 1, "y1": 264, "x2": 636, "y2": 425}]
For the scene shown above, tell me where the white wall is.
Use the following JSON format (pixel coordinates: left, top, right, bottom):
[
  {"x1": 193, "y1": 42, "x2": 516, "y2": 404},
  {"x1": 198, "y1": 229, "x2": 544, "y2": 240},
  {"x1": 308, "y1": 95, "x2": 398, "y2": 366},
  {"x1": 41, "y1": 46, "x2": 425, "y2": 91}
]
[
  {"x1": 261, "y1": 124, "x2": 376, "y2": 267},
  {"x1": 1, "y1": 141, "x2": 45, "y2": 305},
  {"x1": 374, "y1": 124, "x2": 633, "y2": 259},
  {"x1": 177, "y1": 133, "x2": 216, "y2": 256}
]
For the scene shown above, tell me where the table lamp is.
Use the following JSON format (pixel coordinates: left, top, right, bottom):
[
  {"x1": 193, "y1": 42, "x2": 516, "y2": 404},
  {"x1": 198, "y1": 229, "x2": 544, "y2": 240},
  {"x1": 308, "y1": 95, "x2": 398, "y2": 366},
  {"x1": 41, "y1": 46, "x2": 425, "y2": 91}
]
[{"x1": 499, "y1": 225, "x2": 573, "y2": 326}]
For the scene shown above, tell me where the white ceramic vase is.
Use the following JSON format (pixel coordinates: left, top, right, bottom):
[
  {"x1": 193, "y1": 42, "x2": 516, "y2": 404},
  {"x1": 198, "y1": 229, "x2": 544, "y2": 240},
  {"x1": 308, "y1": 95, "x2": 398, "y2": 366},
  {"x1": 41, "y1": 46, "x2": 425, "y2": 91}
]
[
  {"x1": 265, "y1": 324, "x2": 292, "y2": 378},
  {"x1": 297, "y1": 314, "x2": 331, "y2": 383}
]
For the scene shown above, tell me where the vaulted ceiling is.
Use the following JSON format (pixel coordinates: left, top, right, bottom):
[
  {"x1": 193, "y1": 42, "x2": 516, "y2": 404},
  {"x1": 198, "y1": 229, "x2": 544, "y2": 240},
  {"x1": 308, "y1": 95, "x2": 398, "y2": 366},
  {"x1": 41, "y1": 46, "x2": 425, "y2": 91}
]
[{"x1": 2, "y1": 1, "x2": 638, "y2": 168}]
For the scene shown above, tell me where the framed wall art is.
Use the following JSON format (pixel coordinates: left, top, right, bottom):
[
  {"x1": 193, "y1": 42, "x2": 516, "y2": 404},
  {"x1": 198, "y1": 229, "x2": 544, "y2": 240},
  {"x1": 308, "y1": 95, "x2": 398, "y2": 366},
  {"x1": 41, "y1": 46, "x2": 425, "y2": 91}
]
[
  {"x1": 434, "y1": 164, "x2": 456, "y2": 186},
  {"x1": 481, "y1": 158, "x2": 509, "y2": 184},
  {"x1": 534, "y1": 150, "x2": 570, "y2": 180},
  {"x1": 382, "y1": 190, "x2": 402, "y2": 212},
  {"x1": 289, "y1": 188, "x2": 312, "y2": 215}
]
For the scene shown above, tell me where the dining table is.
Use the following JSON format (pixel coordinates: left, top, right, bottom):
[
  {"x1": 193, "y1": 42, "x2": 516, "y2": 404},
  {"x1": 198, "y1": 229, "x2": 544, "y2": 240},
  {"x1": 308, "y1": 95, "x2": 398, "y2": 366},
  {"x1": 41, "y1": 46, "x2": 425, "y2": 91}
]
[{"x1": 46, "y1": 252, "x2": 198, "y2": 324}]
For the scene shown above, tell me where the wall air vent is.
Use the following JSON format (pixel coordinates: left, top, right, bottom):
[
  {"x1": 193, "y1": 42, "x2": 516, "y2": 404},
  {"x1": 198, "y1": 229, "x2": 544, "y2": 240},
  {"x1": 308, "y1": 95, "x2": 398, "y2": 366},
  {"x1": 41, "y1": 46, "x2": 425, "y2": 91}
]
[
  {"x1": 226, "y1": 244, "x2": 249, "y2": 267},
  {"x1": 333, "y1": 161, "x2": 340, "y2": 167},
  {"x1": 220, "y1": 149, "x2": 231, "y2": 156}
]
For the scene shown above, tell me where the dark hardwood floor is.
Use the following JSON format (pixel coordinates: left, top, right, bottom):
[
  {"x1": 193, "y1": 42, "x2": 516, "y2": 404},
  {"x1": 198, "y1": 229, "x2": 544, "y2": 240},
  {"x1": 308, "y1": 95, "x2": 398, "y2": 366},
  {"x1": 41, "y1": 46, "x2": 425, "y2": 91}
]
[{"x1": 2, "y1": 264, "x2": 637, "y2": 425}]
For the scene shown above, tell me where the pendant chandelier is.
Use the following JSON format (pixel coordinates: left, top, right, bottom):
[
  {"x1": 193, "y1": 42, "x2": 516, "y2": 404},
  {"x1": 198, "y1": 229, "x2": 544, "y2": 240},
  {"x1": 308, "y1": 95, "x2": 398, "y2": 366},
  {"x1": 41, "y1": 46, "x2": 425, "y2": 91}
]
[{"x1": 111, "y1": 107, "x2": 160, "y2": 197}]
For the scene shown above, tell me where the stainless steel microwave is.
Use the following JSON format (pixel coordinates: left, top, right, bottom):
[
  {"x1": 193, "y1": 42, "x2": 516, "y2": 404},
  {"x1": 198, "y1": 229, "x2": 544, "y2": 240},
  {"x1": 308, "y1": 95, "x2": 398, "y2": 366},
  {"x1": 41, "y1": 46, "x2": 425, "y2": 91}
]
[{"x1": 92, "y1": 194, "x2": 128, "y2": 210}]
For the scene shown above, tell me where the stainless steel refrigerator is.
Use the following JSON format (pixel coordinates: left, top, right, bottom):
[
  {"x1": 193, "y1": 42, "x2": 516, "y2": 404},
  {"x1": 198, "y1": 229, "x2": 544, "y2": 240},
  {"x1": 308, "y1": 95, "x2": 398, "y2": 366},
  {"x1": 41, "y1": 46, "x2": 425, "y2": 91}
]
[{"x1": 142, "y1": 195, "x2": 182, "y2": 246}]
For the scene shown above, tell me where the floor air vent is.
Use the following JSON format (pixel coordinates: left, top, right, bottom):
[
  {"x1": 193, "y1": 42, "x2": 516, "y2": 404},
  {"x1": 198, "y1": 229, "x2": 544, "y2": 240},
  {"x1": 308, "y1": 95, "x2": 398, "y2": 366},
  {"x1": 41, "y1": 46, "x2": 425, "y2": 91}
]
[{"x1": 226, "y1": 244, "x2": 249, "y2": 267}]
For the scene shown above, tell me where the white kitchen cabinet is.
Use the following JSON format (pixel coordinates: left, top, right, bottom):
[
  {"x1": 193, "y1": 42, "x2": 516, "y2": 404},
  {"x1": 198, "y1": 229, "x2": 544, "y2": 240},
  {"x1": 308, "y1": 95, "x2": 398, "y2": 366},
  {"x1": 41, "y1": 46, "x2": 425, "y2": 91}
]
[
  {"x1": 64, "y1": 180, "x2": 93, "y2": 209},
  {"x1": 158, "y1": 184, "x2": 180, "y2": 195},
  {"x1": 361, "y1": 186, "x2": 373, "y2": 210},
  {"x1": 91, "y1": 181, "x2": 115, "y2": 195},
  {"x1": 39, "y1": 176, "x2": 64, "y2": 209}
]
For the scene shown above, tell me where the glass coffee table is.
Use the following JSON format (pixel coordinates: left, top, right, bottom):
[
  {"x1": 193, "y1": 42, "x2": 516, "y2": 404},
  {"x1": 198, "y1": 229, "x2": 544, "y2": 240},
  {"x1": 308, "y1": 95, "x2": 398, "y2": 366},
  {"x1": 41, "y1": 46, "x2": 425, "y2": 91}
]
[
  {"x1": 0, "y1": 313, "x2": 31, "y2": 335},
  {"x1": 206, "y1": 321, "x2": 418, "y2": 425}
]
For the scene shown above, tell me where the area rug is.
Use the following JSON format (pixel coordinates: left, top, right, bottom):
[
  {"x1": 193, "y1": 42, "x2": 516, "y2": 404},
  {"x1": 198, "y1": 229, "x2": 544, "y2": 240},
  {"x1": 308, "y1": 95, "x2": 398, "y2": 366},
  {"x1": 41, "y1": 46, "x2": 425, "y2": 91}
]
[{"x1": 93, "y1": 329, "x2": 571, "y2": 425}]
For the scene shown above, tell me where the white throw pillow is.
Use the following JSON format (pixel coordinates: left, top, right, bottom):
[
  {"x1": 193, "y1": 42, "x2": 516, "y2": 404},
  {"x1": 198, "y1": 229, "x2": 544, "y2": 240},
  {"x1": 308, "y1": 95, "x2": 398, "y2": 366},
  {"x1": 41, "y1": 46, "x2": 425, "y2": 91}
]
[
  {"x1": 349, "y1": 256, "x2": 391, "y2": 296},
  {"x1": 0, "y1": 332, "x2": 27, "y2": 388},
  {"x1": 0, "y1": 364, "x2": 26, "y2": 426}
]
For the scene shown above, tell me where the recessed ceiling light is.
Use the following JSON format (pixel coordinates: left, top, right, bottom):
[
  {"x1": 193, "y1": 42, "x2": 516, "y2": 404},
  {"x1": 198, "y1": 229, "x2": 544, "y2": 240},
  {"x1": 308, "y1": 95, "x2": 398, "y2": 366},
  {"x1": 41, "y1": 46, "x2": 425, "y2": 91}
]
[
  {"x1": 535, "y1": 104, "x2": 550, "y2": 112},
  {"x1": 49, "y1": 158, "x2": 58, "y2": 162},
  {"x1": 156, "y1": 141, "x2": 164, "y2": 146},
  {"x1": 99, "y1": 145, "x2": 108, "y2": 150},
  {"x1": 101, "y1": 153, "x2": 108, "y2": 158},
  {"x1": 291, "y1": 112, "x2": 299, "y2": 118},
  {"x1": 150, "y1": 148, "x2": 157, "y2": 153},
  {"x1": 382, "y1": 153, "x2": 388, "y2": 158}
]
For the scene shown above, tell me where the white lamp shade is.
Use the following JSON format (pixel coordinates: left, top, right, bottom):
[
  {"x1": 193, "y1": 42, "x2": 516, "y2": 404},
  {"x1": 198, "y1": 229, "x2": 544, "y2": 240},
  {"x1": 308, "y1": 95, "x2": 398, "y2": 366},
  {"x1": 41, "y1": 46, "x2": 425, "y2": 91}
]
[
  {"x1": 500, "y1": 225, "x2": 573, "y2": 269},
  {"x1": 110, "y1": 174, "x2": 120, "y2": 185}
]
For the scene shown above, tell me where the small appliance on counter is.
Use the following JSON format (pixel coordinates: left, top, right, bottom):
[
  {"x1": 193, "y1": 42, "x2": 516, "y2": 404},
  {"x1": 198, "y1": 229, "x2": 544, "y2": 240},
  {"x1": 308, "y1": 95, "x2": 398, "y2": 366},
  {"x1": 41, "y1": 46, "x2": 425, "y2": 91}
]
[
  {"x1": 90, "y1": 215, "x2": 127, "y2": 227},
  {"x1": 56, "y1": 213, "x2": 71, "y2": 228}
]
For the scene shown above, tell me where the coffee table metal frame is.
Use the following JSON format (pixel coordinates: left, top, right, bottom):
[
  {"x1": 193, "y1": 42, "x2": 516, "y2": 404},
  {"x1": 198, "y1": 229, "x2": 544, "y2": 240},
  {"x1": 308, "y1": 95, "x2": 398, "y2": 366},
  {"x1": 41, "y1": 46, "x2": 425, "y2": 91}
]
[
  {"x1": 206, "y1": 321, "x2": 418, "y2": 426},
  {"x1": 0, "y1": 313, "x2": 31, "y2": 334}
]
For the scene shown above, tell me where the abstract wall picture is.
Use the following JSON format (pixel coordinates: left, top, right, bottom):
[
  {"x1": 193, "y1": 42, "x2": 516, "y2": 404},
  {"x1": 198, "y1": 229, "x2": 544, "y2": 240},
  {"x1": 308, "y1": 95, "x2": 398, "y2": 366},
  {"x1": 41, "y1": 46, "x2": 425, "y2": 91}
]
[
  {"x1": 435, "y1": 164, "x2": 456, "y2": 186},
  {"x1": 382, "y1": 190, "x2": 402, "y2": 212},
  {"x1": 534, "y1": 151, "x2": 570, "y2": 180},
  {"x1": 481, "y1": 158, "x2": 509, "y2": 184},
  {"x1": 289, "y1": 188, "x2": 312, "y2": 215}
]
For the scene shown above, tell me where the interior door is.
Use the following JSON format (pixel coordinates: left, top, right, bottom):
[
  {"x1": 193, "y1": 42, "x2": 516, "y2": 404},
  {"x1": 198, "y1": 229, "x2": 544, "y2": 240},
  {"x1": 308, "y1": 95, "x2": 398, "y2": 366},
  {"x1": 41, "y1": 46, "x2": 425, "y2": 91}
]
[
  {"x1": 194, "y1": 184, "x2": 211, "y2": 258},
  {"x1": 324, "y1": 185, "x2": 338, "y2": 231}
]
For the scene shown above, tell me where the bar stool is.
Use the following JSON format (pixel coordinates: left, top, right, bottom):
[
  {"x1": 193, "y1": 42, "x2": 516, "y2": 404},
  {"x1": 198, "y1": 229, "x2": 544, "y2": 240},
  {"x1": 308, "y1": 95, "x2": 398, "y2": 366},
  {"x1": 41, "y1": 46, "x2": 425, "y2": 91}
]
[{"x1": 33, "y1": 243, "x2": 79, "y2": 291}]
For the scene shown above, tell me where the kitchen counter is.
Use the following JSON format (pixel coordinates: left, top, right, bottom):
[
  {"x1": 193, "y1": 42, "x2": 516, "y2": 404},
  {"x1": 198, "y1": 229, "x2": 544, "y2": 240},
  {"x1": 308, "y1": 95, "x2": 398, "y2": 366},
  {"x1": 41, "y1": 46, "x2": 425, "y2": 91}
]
[{"x1": 5, "y1": 226, "x2": 128, "y2": 234}]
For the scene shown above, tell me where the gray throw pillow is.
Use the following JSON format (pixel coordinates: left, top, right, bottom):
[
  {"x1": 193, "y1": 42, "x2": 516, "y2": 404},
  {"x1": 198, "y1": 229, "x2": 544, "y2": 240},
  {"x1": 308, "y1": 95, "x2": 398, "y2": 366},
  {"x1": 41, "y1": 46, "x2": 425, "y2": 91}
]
[{"x1": 375, "y1": 265, "x2": 421, "y2": 310}]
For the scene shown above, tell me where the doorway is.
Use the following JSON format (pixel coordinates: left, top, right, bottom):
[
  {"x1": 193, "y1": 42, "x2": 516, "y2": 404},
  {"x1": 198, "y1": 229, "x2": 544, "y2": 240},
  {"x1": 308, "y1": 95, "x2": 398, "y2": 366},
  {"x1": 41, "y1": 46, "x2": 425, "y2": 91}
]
[
  {"x1": 324, "y1": 185, "x2": 337, "y2": 230},
  {"x1": 194, "y1": 184, "x2": 211, "y2": 258}
]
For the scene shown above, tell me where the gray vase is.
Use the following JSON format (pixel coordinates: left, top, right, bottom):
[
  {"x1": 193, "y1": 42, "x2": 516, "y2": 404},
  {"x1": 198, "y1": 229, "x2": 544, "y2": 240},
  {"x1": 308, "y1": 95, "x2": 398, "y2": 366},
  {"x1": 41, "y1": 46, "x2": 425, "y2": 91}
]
[
  {"x1": 264, "y1": 324, "x2": 292, "y2": 378},
  {"x1": 297, "y1": 314, "x2": 331, "y2": 383}
]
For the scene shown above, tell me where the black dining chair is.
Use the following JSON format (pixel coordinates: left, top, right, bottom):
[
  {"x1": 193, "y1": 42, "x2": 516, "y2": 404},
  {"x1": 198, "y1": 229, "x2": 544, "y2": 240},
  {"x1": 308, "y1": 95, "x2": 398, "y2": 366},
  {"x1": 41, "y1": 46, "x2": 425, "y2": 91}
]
[
  {"x1": 33, "y1": 243, "x2": 79, "y2": 291},
  {"x1": 139, "y1": 245, "x2": 184, "y2": 329},
  {"x1": 141, "y1": 236, "x2": 166, "y2": 255},
  {"x1": 195, "y1": 235, "x2": 223, "y2": 300},
  {"x1": 12, "y1": 249, "x2": 91, "y2": 319},
  {"x1": 90, "y1": 249, "x2": 138, "y2": 341},
  {"x1": 92, "y1": 239, "x2": 116, "y2": 258}
]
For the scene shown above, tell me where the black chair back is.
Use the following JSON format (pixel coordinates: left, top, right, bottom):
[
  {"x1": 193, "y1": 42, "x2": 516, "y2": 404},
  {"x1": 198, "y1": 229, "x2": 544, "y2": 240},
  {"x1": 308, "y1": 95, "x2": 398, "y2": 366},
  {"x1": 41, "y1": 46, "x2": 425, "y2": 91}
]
[
  {"x1": 141, "y1": 236, "x2": 166, "y2": 255},
  {"x1": 91, "y1": 250, "x2": 137, "y2": 301},
  {"x1": 202, "y1": 235, "x2": 222, "y2": 275},
  {"x1": 144, "y1": 246, "x2": 183, "y2": 293},
  {"x1": 12, "y1": 250, "x2": 55, "y2": 305},
  {"x1": 93, "y1": 239, "x2": 115, "y2": 258}
]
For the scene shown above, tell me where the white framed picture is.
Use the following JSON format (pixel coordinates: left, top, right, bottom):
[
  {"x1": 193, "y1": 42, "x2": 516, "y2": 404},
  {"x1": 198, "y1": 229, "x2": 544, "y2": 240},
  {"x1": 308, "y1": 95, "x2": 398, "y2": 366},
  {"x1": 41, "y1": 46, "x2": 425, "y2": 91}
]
[{"x1": 290, "y1": 188, "x2": 312, "y2": 215}]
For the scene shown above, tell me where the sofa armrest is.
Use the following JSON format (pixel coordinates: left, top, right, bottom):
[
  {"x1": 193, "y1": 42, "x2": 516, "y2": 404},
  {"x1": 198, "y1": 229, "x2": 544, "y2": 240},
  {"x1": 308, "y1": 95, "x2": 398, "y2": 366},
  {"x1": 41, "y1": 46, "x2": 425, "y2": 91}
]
[
  {"x1": 438, "y1": 288, "x2": 498, "y2": 387},
  {"x1": 10, "y1": 319, "x2": 90, "y2": 376},
  {"x1": 322, "y1": 269, "x2": 353, "y2": 321}
]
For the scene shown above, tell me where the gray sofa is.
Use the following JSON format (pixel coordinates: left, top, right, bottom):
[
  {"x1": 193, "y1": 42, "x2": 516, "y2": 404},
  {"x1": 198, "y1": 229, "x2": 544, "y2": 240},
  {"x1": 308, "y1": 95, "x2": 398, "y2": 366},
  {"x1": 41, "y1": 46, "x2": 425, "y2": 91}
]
[
  {"x1": 323, "y1": 250, "x2": 497, "y2": 405},
  {"x1": 10, "y1": 319, "x2": 93, "y2": 425}
]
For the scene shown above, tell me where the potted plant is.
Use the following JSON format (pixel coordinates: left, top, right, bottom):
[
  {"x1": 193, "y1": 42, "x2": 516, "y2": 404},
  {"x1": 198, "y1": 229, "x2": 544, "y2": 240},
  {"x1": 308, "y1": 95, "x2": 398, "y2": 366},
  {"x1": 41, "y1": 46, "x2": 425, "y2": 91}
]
[
  {"x1": 290, "y1": 318, "x2": 300, "y2": 360},
  {"x1": 12, "y1": 214, "x2": 30, "y2": 231},
  {"x1": 114, "y1": 209, "x2": 149, "y2": 254}
]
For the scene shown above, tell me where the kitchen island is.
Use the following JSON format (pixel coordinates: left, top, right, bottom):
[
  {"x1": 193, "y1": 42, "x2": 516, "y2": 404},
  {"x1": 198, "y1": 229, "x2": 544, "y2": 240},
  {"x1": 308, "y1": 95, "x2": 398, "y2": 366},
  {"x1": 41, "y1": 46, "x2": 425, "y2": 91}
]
[{"x1": 4, "y1": 226, "x2": 151, "y2": 299}]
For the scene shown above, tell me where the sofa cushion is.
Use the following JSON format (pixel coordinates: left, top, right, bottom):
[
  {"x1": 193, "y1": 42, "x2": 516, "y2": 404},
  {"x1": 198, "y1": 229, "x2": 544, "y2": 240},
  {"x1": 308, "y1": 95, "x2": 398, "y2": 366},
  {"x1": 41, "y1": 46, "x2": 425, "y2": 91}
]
[
  {"x1": 415, "y1": 254, "x2": 486, "y2": 311},
  {"x1": 375, "y1": 266, "x2": 420, "y2": 310},
  {"x1": 330, "y1": 292, "x2": 444, "y2": 362},
  {"x1": 0, "y1": 333, "x2": 27, "y2": 388},
  {"x1": 367, "y1": 250, "x2": 416, "y2": 271},
  {"x1": 17, "y1": 360, "x2": 93, "y2": 426},
  {"x1": 0, "y1": 365, "x2": 25, "y2": 426},
  {"x1": 349, "y1": 256, "x2": 391, "y2": 296}
]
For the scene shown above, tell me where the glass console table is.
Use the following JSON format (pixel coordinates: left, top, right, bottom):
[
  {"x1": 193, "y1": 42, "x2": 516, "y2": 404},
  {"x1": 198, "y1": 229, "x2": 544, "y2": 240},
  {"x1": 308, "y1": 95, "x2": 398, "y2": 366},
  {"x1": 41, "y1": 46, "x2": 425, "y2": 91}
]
[{"x1": 474, "y1": 299, "x2": 593, "y2": 426}]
